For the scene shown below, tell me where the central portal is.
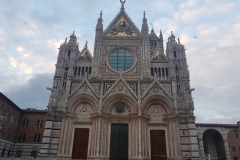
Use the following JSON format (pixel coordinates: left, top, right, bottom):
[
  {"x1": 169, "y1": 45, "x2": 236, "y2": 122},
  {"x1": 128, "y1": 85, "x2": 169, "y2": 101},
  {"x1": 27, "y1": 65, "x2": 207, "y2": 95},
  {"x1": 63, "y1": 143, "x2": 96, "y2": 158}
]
[{"x1": 110, "y1": 123, "x2": 128, "y2": 160}]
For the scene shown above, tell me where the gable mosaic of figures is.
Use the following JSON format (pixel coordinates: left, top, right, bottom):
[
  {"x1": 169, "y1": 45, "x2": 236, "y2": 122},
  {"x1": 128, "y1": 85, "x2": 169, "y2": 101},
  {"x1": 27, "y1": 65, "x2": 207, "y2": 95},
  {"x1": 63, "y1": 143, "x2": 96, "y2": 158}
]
[{"x1": 38, "y1": 1, "x2": 234, "y2": 160}]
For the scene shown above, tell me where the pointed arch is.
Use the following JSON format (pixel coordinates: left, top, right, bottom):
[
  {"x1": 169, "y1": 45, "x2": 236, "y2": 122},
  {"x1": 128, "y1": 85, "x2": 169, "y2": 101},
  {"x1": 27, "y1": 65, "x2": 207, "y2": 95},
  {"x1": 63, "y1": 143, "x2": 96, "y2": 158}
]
[
  {"x1": 102, "y1": 93, "x2": 138, "y2": 114},
  {"x1": 68, "y1": 93, "x2": 99, "y2": 113},
  {"x1": 142, "y1": 94, "x2": 175, "y2": 115}
]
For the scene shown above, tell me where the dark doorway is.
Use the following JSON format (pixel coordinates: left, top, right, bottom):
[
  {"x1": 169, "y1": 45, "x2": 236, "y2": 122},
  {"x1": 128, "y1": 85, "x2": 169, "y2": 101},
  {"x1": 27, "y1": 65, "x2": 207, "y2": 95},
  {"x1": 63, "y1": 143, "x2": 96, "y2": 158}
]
[
  {"x1": 71, "y1": 128, "x2": 89, "y2": 159},
  {"x1": 110, "y1": 123, "x2": 128, "y2": 160},
  {"x1": 150, "y1": 130, "x2": 167, "y2": 160}
]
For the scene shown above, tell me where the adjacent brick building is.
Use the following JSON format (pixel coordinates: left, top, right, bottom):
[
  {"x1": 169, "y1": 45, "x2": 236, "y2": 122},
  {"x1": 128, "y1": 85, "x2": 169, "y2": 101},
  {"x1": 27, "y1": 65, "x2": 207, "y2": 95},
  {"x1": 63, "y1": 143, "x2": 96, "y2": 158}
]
[{"x1": 0, "y1": 92, "x2": 47, "y2": 158}]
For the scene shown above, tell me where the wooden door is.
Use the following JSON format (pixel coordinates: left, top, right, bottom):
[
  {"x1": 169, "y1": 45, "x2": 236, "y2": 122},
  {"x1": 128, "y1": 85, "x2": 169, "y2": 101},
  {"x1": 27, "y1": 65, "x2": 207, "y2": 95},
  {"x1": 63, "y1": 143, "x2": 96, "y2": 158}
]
[
  {"x1": 150, "y1": 130, "x2": 167, "y2": 160},
  {"x1": 110, "y1": 123, "x2": 128, "y2": 160},
  {"x1": 72, "y1": 128, "x2": 89, "y2": 159}
]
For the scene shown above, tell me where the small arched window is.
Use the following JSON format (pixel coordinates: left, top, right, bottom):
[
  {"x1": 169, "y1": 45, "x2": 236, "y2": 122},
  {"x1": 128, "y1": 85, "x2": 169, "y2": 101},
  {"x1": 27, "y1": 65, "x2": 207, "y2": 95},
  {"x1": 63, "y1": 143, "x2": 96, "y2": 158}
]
[
  {"x1": 34, "y1": 134, "x2": 41, "y2": 142},
  {"x1": 162, "y1": 68, "x2": 165, "y2": 77},
  {"x1": 74, "y1": 66, "x2": 77, "y2": 75},
  {"x1": 19, "y1": 133, "x2": 26, "y2": 142},
  {"x1": 174, "y1": 50, "x2": 177, "y2": 58},
  {"x1": 82, "y1": 66, "x2": 85, "y2": 74},
  {"x1": 6, "y1": 130, "x2": 10, "y2": 139},
  {"x1": 166, "y1": 68, "x2": 169, "y2": 77},
  {"x1": 89, "y1": 67, "x2": 92, "y2": 74},
  {"x1": 151, "y1": 67, "x2": 154, "y2": 76},
  {"x1": 37, "y1": 119, "x2": 43, "y2": 128},
  {"x1": 158, "y1": 68, "x2": 161, "y2": 76},
  {"x1": 68, "y1": 50, "x2": 71, "y2": 59},
  {"x1": 78, "y1": 67, "x2": 81, "y2": 75},
  {"x1": 0, "y1": 125, "x2": 4, "y2": 137},
  {"x1": 22, "y1": 118, "x2": 29, "y2": 127}
]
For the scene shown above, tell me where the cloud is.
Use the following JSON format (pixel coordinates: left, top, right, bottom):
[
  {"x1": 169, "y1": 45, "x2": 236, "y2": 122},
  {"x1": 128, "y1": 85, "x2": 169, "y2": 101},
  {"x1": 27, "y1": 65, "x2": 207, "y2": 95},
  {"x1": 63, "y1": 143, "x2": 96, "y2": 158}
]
[{"x1": 3, "y1": 73, "x2": 53, "y2": 110}]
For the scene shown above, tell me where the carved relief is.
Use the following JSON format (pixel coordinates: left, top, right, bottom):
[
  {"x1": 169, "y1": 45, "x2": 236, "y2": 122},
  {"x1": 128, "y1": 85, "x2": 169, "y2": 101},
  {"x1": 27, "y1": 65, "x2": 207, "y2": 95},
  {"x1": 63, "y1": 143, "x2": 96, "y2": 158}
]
[
  {"x1": 148, "y1": 105, "x2": 164, "y2": 115},
  {"x1": 105, "y1": 83, "x2": 114, "y2": 94},
  {"x1": 141, "y1": 83, "x2": 150, "y2": 95},
  {"x1": 163, "y1": 84, "x2": 171, "y2": 94},
  {"x1": 107, "y1": 17, "x2": 137, "y2": 37},
  {"x1": 128, "y1": 83, "x2": 136, "y2": 93},
  {"x1": 71, "y1": 83, "x2": 80, "y2": 92},
  {"x1": 90, "y1": 83, "x2": 100, "y2": 95},
  {"x1": 110, "y1": 103, "x2": 130, "y2": 115},
  {"x1": 148, "y1": 105, "x2": 165, "y2": 123},
  {"x1": 76, "y1": 105, "x2": 92, "y2": 119}
]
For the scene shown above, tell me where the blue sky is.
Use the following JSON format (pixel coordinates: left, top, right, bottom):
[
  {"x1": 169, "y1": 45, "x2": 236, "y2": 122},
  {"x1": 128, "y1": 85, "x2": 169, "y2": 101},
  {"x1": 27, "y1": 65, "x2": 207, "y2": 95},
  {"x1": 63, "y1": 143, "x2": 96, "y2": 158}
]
[{"x1": 0, "y1": 0, "x2": 240, "y2": 123}]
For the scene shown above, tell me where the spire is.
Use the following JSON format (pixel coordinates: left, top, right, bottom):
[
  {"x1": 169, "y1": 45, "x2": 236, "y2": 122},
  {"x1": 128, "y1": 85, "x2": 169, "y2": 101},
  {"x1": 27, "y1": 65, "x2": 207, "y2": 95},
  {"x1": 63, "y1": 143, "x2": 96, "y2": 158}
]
[
  {"x1": 149, "y1": 27, "x2": 158, "y2": 39},
  {"x1": 65, "y1": 37, "x2": 67, "y2": 44},
  {"x1": 178, "y1": 37, "x2": 180, "y2": 44},
  {"x1": 170, "y1": 31, "x2": 176, "y2": 41},
  {"x1": 159, "y1": 30, "x2": 163, "y2": 39},
  {"x1": 85, "y1": 40, "x2": 88, "y2": 48},
  {"x1": 142, "y1": 11, "x2": 148, "y2": 35},
  {"x1": 96, "y1": 10, "x2": 103, "y2": 32},
  {"x1": 120, "y1": 0, "x2": 126, "y2": 11},
  {"x1": 69, "y1": 31, "x2": 77, "y2": 42}
]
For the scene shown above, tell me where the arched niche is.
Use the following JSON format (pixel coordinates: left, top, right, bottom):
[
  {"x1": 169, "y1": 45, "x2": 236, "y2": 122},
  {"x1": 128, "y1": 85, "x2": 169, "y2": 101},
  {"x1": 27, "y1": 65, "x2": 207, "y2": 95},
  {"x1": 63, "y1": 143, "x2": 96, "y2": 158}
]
[
  {"x1": 142, "y1": 94, "x2": 174, "y2": 115},
  {"x1": 203, "y1": 129, "x2": 226, "y2": 160},
  {"x1": 102, "y1": 93, "x2": 138, "y2": 114},
  {"x1": 67, "y1": 93, "x2": 99, "y2": 114}
]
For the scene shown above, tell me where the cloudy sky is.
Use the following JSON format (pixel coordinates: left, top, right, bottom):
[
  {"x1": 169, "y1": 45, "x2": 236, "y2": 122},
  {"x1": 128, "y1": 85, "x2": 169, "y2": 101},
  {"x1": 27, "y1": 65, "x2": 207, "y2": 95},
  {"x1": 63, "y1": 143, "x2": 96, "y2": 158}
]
[{"x1": 0, "y1": 0, "x2": 239, "y2": 124}]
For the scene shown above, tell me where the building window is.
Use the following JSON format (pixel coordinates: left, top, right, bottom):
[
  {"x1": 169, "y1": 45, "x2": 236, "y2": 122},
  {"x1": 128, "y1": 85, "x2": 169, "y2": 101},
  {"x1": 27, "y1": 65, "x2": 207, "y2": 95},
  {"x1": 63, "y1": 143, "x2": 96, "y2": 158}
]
[
  {"x1": 16, "y1": 117, "x2": 19, "y2": 125},
  {"x1": 174, "y1": 50, "x2": 177, "y2": 58},
  {"x1": 235, "y1": 131, "x2": 238, "y2": 138},
  {"x1": 12, "y1": 133, "x2": 15, "y2": 140},
  {"x1": 233, "y1": 147, "x2": 236, "y2": 152},
  {"x1": 19, "y1": 134, "x2": 26, "y2": 142},
  {"x1": 1, "y1": 148, "x2": 5, "y2": 157},
  {"x1": 37, "y1": 119, "x2": 43, "y2": 128},
  {"x1": 34, "y1": 134, "x2": 41, "y2": 143},
  {"x1": 4, "y1": 111, "x2": 8, "y2": 120},
  {"x1": 234, "y1": 157, "x2": 238, "y2": 160},
  {"x1": 11, "y1": 115, "x2": 14, "y2": 123},
  {"x1": 31, "y1": 151, "x2": 37, "y2": 158},
  {"x1": 15, "y1": 150, "x2": 22, "y2": 158},
  {"x1": 22, "y1": 118, "x2": 29, "y2": 127},
  {"x1": 6, "y1": 130, "x2": 10, "y2": 139},
  {"x1": 0, "y1": 128, "x2": 3, "y2": 137},
  {"x1": 68, "y1": 50, "x2": 71, "y2": 58}
]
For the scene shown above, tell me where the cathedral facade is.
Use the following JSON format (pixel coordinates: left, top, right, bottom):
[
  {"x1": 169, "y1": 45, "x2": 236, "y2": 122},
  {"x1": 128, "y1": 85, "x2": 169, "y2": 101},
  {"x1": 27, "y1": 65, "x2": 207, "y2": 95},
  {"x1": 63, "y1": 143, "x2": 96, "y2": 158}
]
[{"x1": 39, "y1": 2, "x2": 238, "y2": 160}]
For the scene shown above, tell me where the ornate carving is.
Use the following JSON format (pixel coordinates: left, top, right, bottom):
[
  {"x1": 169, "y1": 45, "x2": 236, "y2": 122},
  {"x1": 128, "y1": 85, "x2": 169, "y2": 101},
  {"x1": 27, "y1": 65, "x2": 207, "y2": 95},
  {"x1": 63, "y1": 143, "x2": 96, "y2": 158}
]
[
  {"x1": 141, "y1": 83, "x2": 150, "y2": 95},
  {"x1": 117, "y1": 84, "x2": 124, "y2": 91},
  {"x1": 111, "y1": 103, "x2": 130, "y2": 114},
  {"x1": 91, "y1": 83, "x2": 100, "y2": 94},
  {"x1": 107, "y1": 17, "x2": 136, "y2": 37},
  {"x1": 148, "y1": 105, "x2": 164, "y2": 115}
]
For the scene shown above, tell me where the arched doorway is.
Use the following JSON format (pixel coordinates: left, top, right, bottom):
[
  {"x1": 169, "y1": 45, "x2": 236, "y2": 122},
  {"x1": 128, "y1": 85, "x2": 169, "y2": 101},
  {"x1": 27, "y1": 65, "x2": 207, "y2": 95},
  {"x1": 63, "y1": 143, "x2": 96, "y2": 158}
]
[{"x1": 203, "y1": 129, "x2": 226, "y2": 160}]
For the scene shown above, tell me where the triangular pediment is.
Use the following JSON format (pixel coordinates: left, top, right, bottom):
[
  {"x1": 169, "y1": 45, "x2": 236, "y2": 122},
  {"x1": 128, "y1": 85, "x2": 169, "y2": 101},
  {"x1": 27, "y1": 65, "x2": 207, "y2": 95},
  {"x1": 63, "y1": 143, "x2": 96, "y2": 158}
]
[
  {"x1": 102, "y1": 10, "x2": 142, "y2": 38},
  {"x1": 103, "y1": 78, "x2": 138, "y2": 101},
  {"x1": 142, "y1": 80, "x2": 173, "y2": 101},
  {"x1": 76, "y1": 43, "x2": 92, "y2": 61},
  {"x1": 151, "y1": 48, "x2": 168, "y2": 62},
  {"x1": 68, "y1": 79, "x2": 99, "y2": 100}
]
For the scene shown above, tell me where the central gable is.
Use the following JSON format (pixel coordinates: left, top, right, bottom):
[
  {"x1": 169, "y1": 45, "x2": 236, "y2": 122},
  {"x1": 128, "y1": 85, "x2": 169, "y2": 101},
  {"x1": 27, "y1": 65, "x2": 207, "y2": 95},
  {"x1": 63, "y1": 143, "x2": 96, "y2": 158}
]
[{"x1": 102, "y1": 10, "x2": 142, "y2": 38}]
